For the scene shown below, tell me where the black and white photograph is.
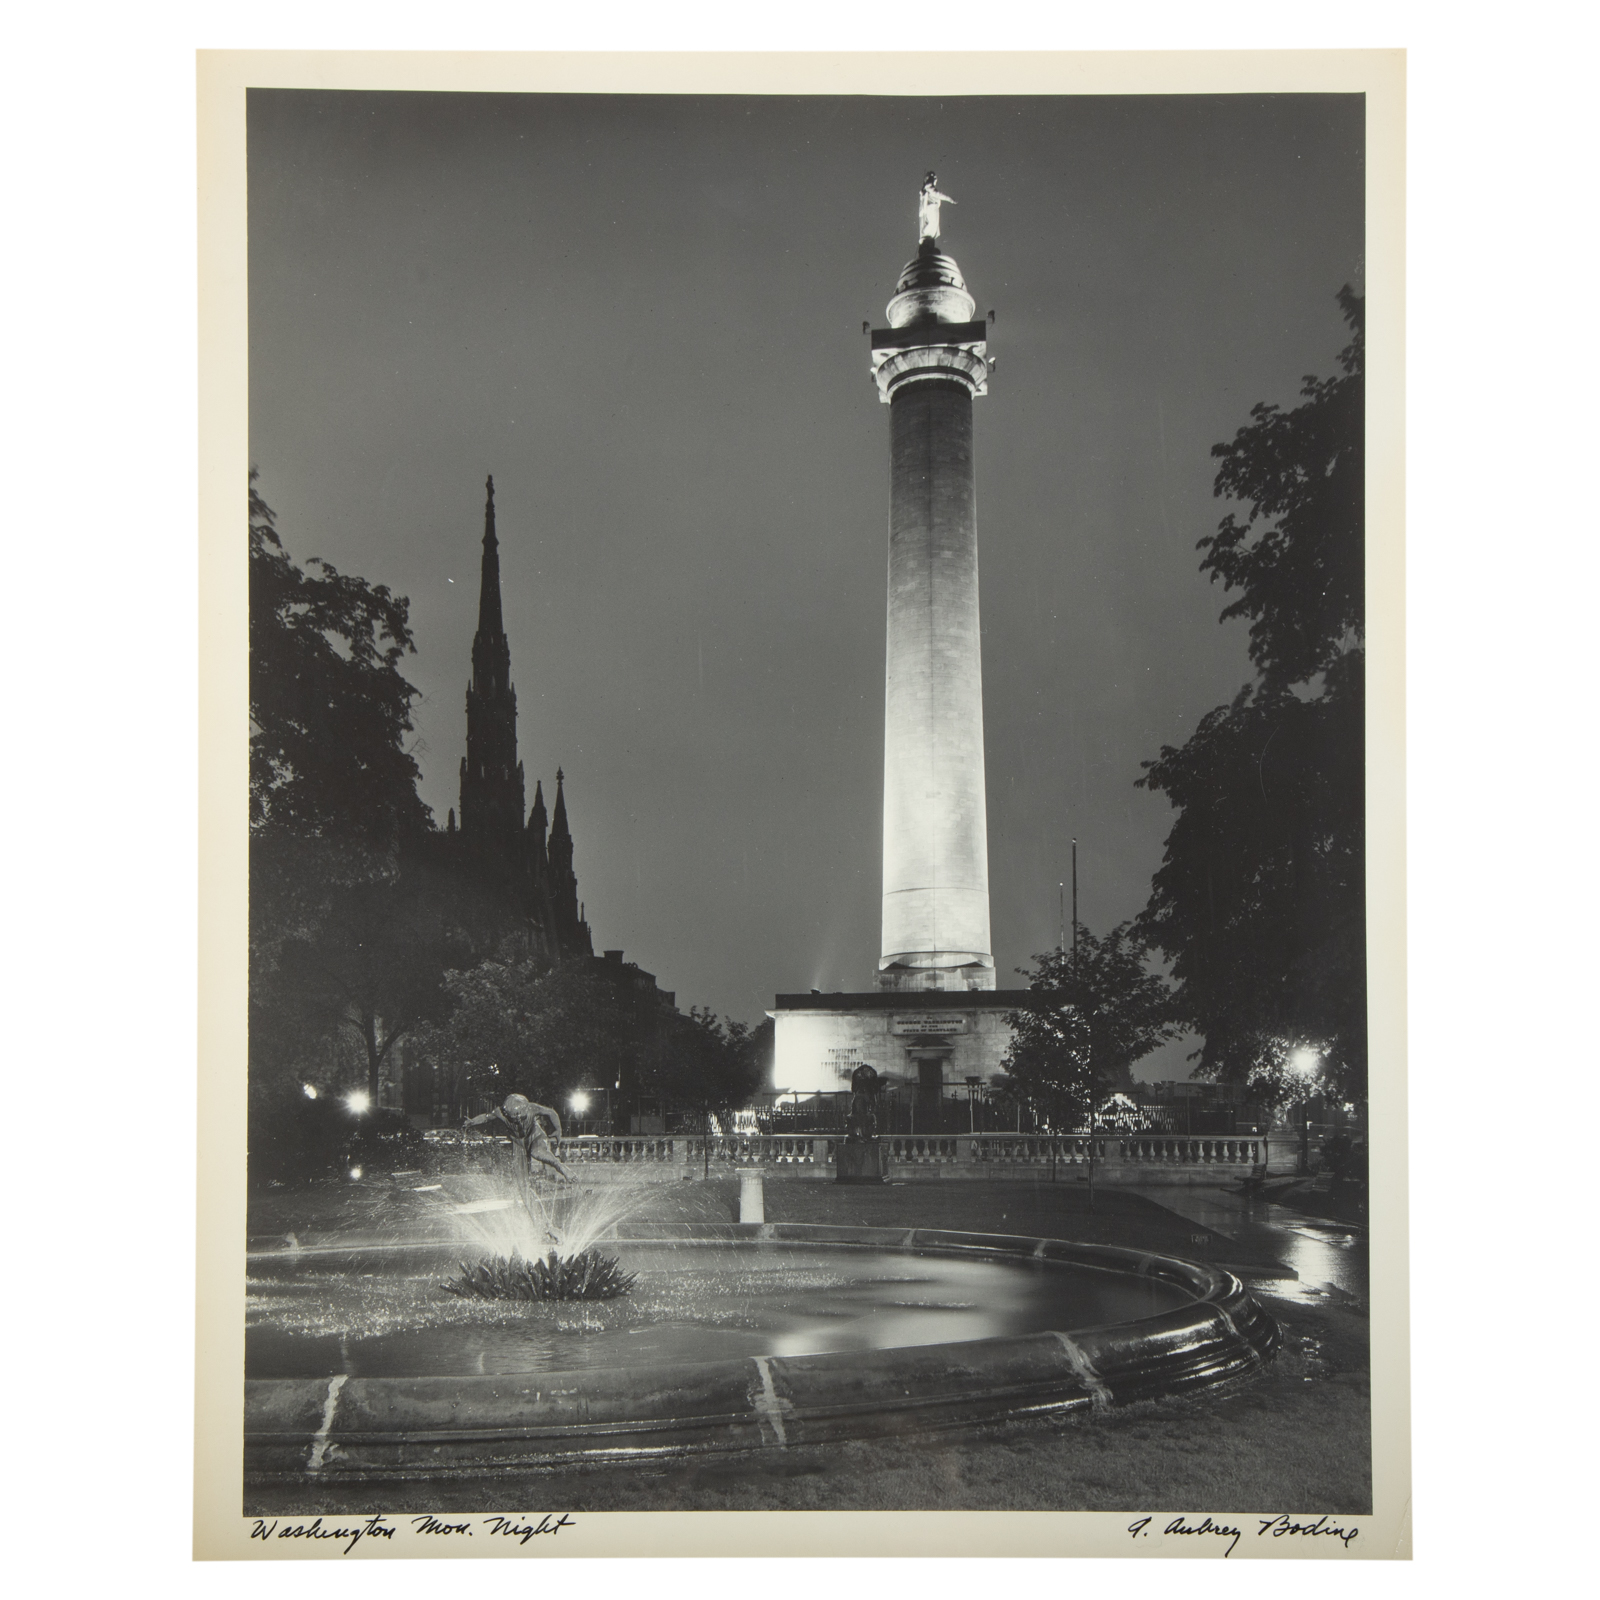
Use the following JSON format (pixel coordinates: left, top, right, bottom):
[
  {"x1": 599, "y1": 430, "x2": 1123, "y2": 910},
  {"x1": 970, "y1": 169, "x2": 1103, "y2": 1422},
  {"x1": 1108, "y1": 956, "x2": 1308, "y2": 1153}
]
[{"x1": 200, "y1": 50, "x2": 1407, "y2": 1556}]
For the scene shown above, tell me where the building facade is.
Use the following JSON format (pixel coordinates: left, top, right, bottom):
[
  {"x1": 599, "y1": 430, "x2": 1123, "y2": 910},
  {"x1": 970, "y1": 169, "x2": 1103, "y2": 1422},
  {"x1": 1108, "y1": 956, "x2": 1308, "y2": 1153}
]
[{"x1": 772, "y1": 990, "x2": 1021, "y2": 1100}]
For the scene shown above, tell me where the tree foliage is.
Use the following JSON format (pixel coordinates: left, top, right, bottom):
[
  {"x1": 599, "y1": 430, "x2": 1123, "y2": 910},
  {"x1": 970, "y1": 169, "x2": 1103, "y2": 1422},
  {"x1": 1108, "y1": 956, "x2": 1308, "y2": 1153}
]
[
  {"x1": 1199, "y1": 286, "x2": 1364, "y2": 690},
  {"x1": 413, "y1": 960, "x2": 637, "y2": 1116},
  {"x1": 268, "y1": 870, "x2": 460, "y2": 1102},
  {"x1": 247, "y1": 472, "x2": 448, "y2": 1120},
  {"x1": 1137, "y1": 290, "x2": 1366, "y2": 1104},
  {"x1": 249, "y1": 472, "x2": 430, "y2": 844},
  {"x1": 638, "y1": 1010, "x2": 770, "y2": 1129},
  {"x1": 1000, "y1": 923, "x2": 1180, "y2": 1130},
  {"x1": 412, "y1": 964, "x2": 770, "y2": 1132}
]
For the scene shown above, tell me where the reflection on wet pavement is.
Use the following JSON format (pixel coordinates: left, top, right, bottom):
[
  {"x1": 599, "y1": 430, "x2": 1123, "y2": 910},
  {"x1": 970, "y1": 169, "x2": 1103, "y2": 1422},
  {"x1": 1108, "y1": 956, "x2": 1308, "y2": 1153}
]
[{"x1": 1131, "y1": 1186, "x2": 1368, "y2": 1309}]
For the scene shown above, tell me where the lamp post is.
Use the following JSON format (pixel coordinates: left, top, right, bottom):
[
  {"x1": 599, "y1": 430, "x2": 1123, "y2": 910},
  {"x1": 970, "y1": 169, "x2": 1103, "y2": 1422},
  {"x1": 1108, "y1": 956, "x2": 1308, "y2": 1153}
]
[
  {"x1": 568, "y1": 1089, "x2": 592, "y2": 1137},
  {"x1": 1287, "y1": 1046, "x2": 1320, "y2": 1177},
  {"x1": 342, "y1": 1087, "x2": 371, "y2": 1182}
]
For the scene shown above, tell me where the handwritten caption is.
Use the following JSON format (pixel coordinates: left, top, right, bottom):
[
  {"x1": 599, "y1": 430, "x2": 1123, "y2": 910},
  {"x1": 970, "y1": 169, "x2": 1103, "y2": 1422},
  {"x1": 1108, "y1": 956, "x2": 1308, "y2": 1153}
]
[
  {"x1": 249, "y1": 1513, "x2": 575, "y2": 1554},
  {"x1": 1128, "y1": 1514, "x2": 1360, "y2": 1557}
]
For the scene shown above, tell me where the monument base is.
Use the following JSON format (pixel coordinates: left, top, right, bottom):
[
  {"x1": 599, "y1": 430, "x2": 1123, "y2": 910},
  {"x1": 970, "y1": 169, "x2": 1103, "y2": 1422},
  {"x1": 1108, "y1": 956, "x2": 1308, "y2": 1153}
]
[
  {"x1": 772, "y1": 990, "x2": 1032, "y2": 1101},
  {"x1": 835, "y1": 1139, "x2": 888, "y2": 1184}
]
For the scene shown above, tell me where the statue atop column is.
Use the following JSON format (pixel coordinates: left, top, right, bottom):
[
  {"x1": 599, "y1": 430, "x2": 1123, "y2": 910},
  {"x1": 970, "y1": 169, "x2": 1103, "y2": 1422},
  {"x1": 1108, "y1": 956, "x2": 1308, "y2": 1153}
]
[{"x1": 918, "y1": 172, "x2": 956, "y2": 241}]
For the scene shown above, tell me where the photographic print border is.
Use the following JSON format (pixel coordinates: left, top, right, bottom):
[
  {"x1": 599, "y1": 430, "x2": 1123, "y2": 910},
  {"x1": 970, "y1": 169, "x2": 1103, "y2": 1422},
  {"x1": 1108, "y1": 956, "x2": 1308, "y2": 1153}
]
[{"x1": 196, "y1": 47, "x2": 1407, "y2": 1560}]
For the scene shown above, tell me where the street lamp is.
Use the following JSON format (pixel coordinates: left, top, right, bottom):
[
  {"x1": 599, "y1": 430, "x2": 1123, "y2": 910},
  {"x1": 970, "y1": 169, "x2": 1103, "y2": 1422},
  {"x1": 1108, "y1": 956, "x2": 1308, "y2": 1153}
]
[
  {"x1": 1288, "y1": 1047, "x2": 1320, "y2": 1077},
  {"x1": 345, "y1": 1088, "x2": 372, "y2": 1115},
  {"x1": 1288, "y1": 1046, "x2": 1319, "y2": 1175},
  {"x1": 569, "y1": 1090, "x2": 592, "y2": 1133}
]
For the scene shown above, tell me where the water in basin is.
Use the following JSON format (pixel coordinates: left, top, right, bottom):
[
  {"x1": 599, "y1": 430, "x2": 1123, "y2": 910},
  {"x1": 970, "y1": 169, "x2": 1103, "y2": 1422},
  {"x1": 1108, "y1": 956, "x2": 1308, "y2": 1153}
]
[{"x1": 246, "y1": 1240, "x2": 1196, "y2": 1379}]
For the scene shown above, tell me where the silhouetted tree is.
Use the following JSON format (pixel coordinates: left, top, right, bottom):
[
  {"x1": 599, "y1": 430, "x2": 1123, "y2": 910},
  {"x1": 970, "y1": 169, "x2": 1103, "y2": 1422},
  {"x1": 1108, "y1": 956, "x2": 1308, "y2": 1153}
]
[
  {"x1": 247, "y1": 471, "x2": 449, "y2": 1119},
  {"x1": 1137, "y1": 290, "x2": 1366, "y2": 1105},
  {"x1": 269, "y1": 872, "x2": 458, "y2": 1104},
  {"x1": 1001, "y1": 922, "x2": 1181, "y2": 1129},
  {"x1": 641, "y1": 1009, "x2": 768, "y2": 1132},
  {"x1": 413, "y1": 959, "x2": 638, "y2": 1120},
  {"x1": 249, "y1": 471, "x2": 430, "y2": 844}
]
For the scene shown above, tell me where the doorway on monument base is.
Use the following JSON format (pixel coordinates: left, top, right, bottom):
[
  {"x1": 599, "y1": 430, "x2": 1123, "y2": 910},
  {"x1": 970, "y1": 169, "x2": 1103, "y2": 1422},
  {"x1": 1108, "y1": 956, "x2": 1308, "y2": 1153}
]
[{"x1": 910, "y1": 1052, "x2": 949, "y2": 1133}]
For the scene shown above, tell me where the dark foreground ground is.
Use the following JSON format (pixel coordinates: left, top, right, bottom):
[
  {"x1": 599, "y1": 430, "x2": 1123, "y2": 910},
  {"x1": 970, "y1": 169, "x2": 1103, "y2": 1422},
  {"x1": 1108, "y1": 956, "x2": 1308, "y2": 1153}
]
[{"x1": 245, "y1": 1172, "x2": 1370, "y2": 1515}]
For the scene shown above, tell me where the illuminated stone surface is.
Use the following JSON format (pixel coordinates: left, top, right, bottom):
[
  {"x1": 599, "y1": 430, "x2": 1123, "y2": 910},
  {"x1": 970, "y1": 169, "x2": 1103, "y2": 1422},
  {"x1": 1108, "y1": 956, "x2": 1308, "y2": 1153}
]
[
  {"x1": 873, "y1": 233, "x2": 994, "y2": 991},
  {"x1": 772, "y1": 991, "x2": 1020, "y2": 1097},
  {"x1": 772, "y1": 200, "x2": 1015, "y2": 1097}
]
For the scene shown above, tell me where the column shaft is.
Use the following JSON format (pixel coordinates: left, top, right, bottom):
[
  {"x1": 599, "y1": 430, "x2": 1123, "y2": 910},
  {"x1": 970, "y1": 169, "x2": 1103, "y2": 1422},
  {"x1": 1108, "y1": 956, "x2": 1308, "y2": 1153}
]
[{"x1": 881, "y1": 378, "x2": 992, "y2": 980}]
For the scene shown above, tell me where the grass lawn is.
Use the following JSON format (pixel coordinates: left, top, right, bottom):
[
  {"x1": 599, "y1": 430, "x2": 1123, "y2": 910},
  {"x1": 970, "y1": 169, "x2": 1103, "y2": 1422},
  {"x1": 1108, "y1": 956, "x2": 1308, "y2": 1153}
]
[{"x1": 244, "y1": 1170, "x2": 1369, "y2": 1515}]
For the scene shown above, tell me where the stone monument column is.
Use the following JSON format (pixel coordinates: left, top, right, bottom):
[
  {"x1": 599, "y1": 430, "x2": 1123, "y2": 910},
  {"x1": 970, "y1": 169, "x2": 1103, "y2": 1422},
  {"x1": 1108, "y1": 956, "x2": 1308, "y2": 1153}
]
[{"x1": 870, "y1": 184, "x2": 995, "y2": 993}]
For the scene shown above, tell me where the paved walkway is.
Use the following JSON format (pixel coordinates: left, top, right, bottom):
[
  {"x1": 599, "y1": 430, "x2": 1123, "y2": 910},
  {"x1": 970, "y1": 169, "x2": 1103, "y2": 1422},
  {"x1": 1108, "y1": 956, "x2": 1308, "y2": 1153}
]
[{"x1": 1129, "y1": 1185, "x2": 1368, "y2": 1309}]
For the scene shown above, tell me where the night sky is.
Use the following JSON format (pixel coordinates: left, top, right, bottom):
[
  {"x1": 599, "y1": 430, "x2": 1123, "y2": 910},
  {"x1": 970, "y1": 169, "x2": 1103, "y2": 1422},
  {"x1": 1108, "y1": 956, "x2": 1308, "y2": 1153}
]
[{"x1": 247, "y1": 90, "x2": 1363, "y2": 1078}]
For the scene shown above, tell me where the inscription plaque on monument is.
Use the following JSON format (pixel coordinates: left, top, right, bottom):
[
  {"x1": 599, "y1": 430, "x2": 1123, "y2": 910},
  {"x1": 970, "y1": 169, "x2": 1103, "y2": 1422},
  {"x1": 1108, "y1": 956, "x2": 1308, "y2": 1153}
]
[{"x1": 892, "y1": 1012, "x2": 970, "y2": 1036}]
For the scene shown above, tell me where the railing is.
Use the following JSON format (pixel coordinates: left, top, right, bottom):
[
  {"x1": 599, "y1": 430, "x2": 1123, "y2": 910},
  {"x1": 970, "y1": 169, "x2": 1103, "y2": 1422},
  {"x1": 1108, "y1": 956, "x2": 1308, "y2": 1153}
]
[
  {"x1": 683, "y1": 1135, "x2": 830, "y2": 1167},
  {"x1": 884, "y1": 1136, "x2": 961, "y2": 1164},
  {"x1": 422, "y1": 1130, "x2": 684, "y2": 1165},
  {"x1": 970, "y1": 1136, "x2": 1104, "y2": 1166},
  {"x1": 1119, "y1": 1136, "x2": 1262, "y2": 1167},
  {"x1": 422, "y1": 1129, "x2": 1270, "y2": 1179},
  {"x1": 555, "y1": 1136, "x2": 680, "y2": 1164}
]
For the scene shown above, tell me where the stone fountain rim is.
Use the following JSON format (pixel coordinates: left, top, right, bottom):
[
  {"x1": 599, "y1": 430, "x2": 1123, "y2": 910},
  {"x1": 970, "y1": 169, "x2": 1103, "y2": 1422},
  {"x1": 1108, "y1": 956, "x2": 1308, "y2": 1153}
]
[{"x1": 245, "y1": 1222, "x2": 1280, "y2": 1481}]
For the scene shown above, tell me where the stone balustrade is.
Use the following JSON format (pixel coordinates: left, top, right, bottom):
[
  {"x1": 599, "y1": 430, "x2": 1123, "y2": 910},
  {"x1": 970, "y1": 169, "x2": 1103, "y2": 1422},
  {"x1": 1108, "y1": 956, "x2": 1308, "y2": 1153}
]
[
  {"x1": 500, "y1": 1131, "x2": 1286, "y2": 1185},
  {"x1": 555, "y1": 1136, "x2": 680, "y2": 1164},
  {"x1": 680, "y1": 1135, "x2": 829, "y2": 1167}
]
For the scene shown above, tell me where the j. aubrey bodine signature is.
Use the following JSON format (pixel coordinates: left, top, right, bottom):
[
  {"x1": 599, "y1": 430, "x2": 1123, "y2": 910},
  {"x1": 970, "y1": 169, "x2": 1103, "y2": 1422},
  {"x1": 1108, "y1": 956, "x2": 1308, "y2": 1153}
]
[{"x1": 1128, "y1": 1513, "x2": 1361, "y2": 1556}]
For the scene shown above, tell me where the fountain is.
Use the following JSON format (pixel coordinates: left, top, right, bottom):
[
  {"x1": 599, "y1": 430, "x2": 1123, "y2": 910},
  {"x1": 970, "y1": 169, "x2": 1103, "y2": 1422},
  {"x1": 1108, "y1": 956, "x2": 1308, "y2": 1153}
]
[
  {"x1": 244, "y1": 1132, "x2": 1281, "y2": 1483},
  {"x1": 443, "y1": 1248, "x2": 637, "y2": 1302}
]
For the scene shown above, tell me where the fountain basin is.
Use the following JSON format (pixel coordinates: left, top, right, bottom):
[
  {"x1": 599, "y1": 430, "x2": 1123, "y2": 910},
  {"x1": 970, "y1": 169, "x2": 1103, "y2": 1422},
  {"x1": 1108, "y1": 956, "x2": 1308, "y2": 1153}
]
[{"x1": 244, "y1": 1222, "x2": 1279, "y2": 1481}]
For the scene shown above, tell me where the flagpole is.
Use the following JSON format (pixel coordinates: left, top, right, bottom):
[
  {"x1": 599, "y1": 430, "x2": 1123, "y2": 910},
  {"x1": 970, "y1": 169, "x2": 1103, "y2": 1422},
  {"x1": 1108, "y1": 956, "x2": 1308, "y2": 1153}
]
[{"x1": 1071, "y1": 838, "x2": 1078, "y2": 955}]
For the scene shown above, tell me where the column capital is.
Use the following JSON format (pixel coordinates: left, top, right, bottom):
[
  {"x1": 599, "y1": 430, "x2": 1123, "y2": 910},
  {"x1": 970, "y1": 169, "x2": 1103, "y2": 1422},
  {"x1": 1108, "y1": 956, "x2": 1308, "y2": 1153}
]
[{"x1": 870, "y1": 325, "x2": 990, "y2": 404}]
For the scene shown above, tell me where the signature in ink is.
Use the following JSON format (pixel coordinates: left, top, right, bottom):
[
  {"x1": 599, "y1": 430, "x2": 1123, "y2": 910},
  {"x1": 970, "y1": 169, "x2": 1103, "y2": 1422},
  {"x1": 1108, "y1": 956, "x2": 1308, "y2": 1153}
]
[
  {"x1": 1128, "y1": 1512, "x2": 1360, "y2": 1556},
  {"x1": 1257, "y1": 1513, "x2": 1360, "y2": 1548}
]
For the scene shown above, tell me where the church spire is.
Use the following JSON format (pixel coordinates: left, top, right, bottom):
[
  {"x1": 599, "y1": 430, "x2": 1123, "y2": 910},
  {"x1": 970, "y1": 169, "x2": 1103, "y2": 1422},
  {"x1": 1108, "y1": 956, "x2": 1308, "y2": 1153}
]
[
  {"x1": 477, "y1": 474, "x2": 503, "y2": 638},
  {"x1": 545, "y1": 767, "x2": 588, "y2": 955},
  {"x1": 527, "y1": 779, "x2": 548, "y2": 868},
  {"x1": 551, "y1": 768, "x2": 569, "y2": 838},
  {"x1": 458, "y1": 475, "x2": 523, "y2": 852}
]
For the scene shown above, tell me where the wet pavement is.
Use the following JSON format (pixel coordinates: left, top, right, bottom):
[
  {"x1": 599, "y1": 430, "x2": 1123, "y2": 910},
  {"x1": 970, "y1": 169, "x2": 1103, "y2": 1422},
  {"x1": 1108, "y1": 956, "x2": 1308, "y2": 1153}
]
[{"x1": 1130, "y1": 1185, "x2": 1368, "y2": 1309}]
